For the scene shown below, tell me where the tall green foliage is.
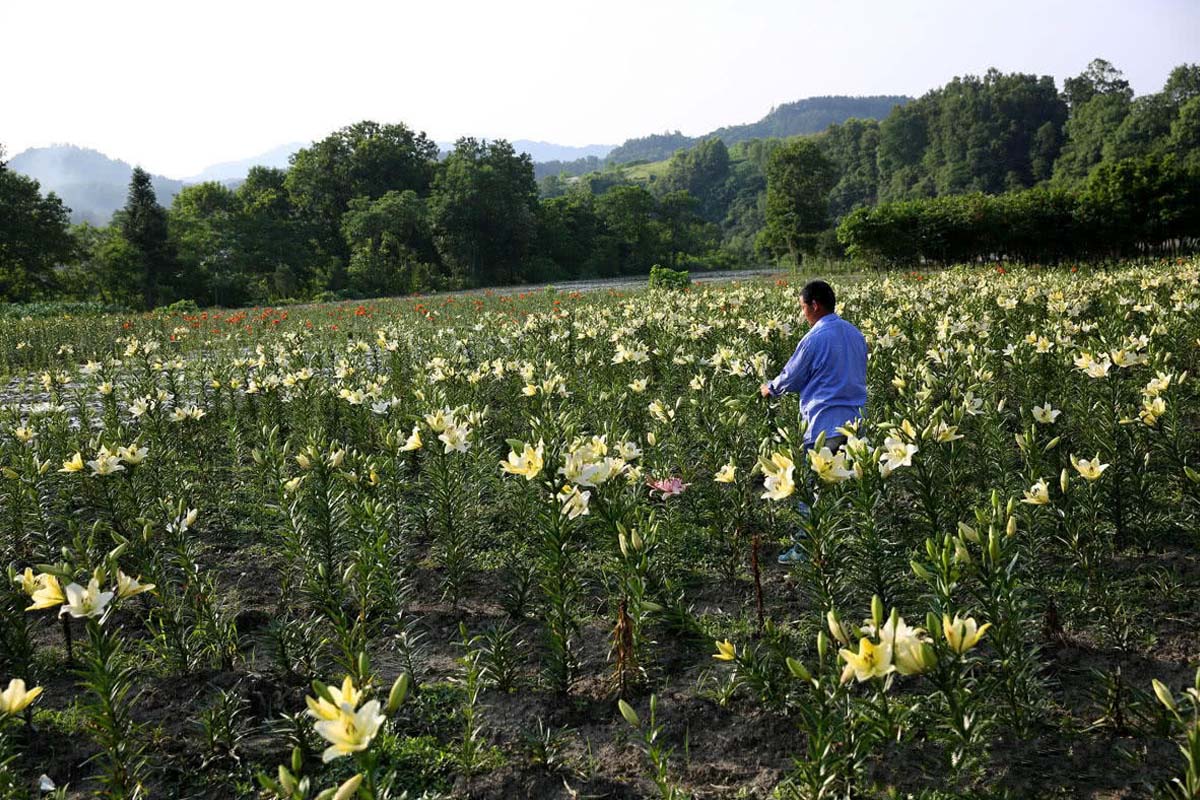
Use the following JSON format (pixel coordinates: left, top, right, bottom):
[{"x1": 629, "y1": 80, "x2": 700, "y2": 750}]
[
  {"x1": 429, "y1": 139, "x2": 539, "y2": 286},
  {"x1": 759, "y1": 139, "x2": 838, "y2": 265},
  {"x1": 120, "y1": 167, "x2": 175, "y2": 308},
  {"x1": 0, "y1": 153, "x2": 75, "y2": 302}
]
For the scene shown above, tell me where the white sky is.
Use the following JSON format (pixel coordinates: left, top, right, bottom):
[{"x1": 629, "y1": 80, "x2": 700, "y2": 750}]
[{"x1": 3, "y1": 0, "x2": 1198, "y2": 178}]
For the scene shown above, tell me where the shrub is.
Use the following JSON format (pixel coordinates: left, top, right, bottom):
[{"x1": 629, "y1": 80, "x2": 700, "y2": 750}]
[{"x1": 648, "y1": 264, "x2": 691, "y2": 289}]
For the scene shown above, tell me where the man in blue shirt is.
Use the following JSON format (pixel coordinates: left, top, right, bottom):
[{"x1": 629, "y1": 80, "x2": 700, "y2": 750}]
[{"x1": 759, "y1": 280, "x2": 867, "y2": 563}]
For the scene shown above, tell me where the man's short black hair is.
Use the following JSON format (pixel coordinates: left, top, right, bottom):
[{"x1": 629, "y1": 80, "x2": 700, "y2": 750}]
[{"x1": 802, "y1": 280, "x2": 836, "y2": 311}]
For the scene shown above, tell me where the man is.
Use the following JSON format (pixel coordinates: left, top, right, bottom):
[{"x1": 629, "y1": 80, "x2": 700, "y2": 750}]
[{"x1": 759, "y1": 280, "x2": 867, "y2": 564}]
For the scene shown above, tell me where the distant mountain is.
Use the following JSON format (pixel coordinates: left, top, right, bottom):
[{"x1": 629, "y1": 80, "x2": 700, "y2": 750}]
[
  {"x1": 184, "y1": 141, "x2": 305, "y2": 183},
  {"x1": 511, "y1": 140, "x2": 614, "y2": 162},
  {"x1": 606, "y1": 95, "x2": 912, "y2": 164},
  {"x1": 435, "y1": 140, "x2": 614, "y2": 162},
  {"x1": 8, "y1": 145, "x2": 184, "y2": 225}
]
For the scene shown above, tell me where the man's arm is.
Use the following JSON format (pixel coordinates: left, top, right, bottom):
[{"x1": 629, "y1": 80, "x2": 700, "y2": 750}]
[{"x1": 763, "y1": 338, "x2": 813, "y2": 398}]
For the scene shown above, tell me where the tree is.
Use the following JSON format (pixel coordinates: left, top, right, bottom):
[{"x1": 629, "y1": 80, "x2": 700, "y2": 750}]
[
  {"x1": 1168, "y1": 96, "x2": 1200, "y2": 173},
  {"x1": 659, "y1": 138, "x2": 731, "y2": 222},
  {"x1": 758, "y1": 139, "x2": 838, "y2": 265},
  {"x1": 0, "y1": 157, "x2": 75, "y2": 302},
  {"x1": 237, "y1": 167, "x2": 317, "y2": 298},
  {"x1": 1162, "y1": 64, "x2": 1200, "y2": 106},
  {"x1": 1063, "y1": 58, "x2": 1133, "y2": 109},
  {"x1": 341, "y1": 190, "x2": 436, "y2": 296},
  {"x1": 70, "y1": 222, "x2": 141, "y2": 305},
  {"x1": 594, "y1": 185, "x2": 662, "y2": 275},
  {"x1": 1053, "y1": 92, "x2": 1132, "y2": 184},
  {"x1": 121, "y1": 167, "x2": 175, "y2": 308},
  {"x1": 534, "y1": 194, "x2": 607, "y2": 279},
  {"x1": 428, "y1": 139, "x2": 538, "y2": 286},
  {"x1": 286, "y1": 121, "x2": 439, "y2": 288},
  {"x1": 168, "y1": 181, "x2": 243, "y2": 305}
]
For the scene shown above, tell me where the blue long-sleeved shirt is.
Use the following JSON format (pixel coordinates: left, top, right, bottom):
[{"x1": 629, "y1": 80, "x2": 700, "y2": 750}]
[{"x1": 767, "y1": 313, "x2": 868, "y2": 444}]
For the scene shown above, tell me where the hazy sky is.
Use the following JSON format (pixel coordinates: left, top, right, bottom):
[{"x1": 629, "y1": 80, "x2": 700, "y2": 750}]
[{"x1": 4, "y1": 0, "x2": 1198, "y2": 178}]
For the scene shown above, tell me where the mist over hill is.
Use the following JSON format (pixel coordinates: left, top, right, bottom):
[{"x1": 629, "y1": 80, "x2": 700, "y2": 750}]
[
  {"x1": 7, "y1": 146, "x2": 184, "y2": 225},
  {"x1": 183, "y1": 142, "x2": 306, "y2": 183}
]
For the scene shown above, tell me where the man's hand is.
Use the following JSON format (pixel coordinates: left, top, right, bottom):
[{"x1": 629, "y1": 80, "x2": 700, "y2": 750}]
[{"x1": 760, "y1": 383, "x2": 771, "y2": 398}]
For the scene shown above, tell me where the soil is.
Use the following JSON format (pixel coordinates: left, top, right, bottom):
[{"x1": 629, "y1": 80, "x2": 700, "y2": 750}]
[{"x1": 11, "y1": 531, "x2": 1198, "y2": 800}]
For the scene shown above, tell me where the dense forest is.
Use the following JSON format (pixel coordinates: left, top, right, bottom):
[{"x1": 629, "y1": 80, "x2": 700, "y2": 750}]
[{"x1": 2, "y1": 59, "x2": 1199, "y2": 307}]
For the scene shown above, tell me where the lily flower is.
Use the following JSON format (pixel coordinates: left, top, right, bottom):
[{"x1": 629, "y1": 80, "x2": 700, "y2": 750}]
[
  {"x1": 306, "y1": 676, "x2": 364, "y2": 721},
  {"x1": 1070, "y1": 454, "x2": 1110, "y2": 481},
  {"x1": 942, "y1": 613, "x2": 991, "y2": 654},
  {"x1": 714, "y1": 462, "x2": 736, "y2": 483},
  {"x1": 759, "y1": 452, "x2": 796, "y2": 501},
  {"x1": 1032, "y1": 404, "x2": 1061, "y2": 424},
  {"x1": 314, "y1": 700, "x2": 385, "y2": 762},
  {"x1": 839, "y1": 637, "x2": 895, "y2": 683},
  {"x1": 558, "y1": 485, "x2": 591, "y2": 520},
  {"x1": 647, "y1": 476, "x2": 690, "y2": 498},
  {"x1": 1022, "y1": 478, "x2": 1051, "y2": 505},
  {"x1": 500, "y1": 441, "x2": 544, "y2": 480},
  {"x1": 115, "y1": 571, "x2": 155, "y2": 599},
  {"x1": 712, "y1": 639, "x2": 737, "y2": 661},
  {"x1": 25, "y1": 573, "x2": 65, "y2": 611},
  {"x1": 60, "y1": 578, "x2": 114, "y2": 619},
  {"x1": 59, "y1": 452, "x2": 85, "y2": 474},
  {"x1": 0, "y1": 678, "x2": 43, "y2": 716},
  {"x1": 808, "y1": 447, "x2": 855, "y2": 484},
  {"x1": 400, "y1": 426, "x2": 423, "y2": 452}
]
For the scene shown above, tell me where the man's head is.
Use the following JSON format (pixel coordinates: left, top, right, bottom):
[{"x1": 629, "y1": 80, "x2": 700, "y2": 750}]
[{"x1": 800, "y1": 280, "x2": 836, "y2": 326}]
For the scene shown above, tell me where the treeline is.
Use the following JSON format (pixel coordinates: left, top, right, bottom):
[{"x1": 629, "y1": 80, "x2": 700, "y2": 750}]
[
  {"x1": 554, "y1": 59, "x2": 1200, "y2": 268},
  {"x1": 4, "y1": 59, "x2": 1200, "y2": 307},
  {"x1": 838, "y1": 155, "x2": 1200, "y2": 264},
  {"x1": 0, "y1": 128, "x2": 724, "y2": 307}
]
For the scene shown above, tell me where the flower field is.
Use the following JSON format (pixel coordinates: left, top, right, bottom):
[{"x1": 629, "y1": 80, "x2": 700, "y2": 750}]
[{"x1": 2, "y1": 261, "x2": 1199, "y2": 799}]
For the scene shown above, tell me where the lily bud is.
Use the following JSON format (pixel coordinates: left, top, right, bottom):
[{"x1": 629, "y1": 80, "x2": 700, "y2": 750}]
[
  {"x1": 957, "y1": 522, "x2": 980, "y2": 543},
  {"x1": 911, "y1": 560, "x2": 931, "y2": 580},
  {"x1": 332, "y1": 774, "x2": 364, "y2": 800},
  {"x1": 311, "y1": 680, "x2": 335, "y2": 705},
  {"x1": 1006, "y1": 516, "x2": 1017, "y2": 537},
  {"x1": 630, "y1": 529, "x2": 643, "y2": 552},
  {"x1": 386, "y1": 673, "x2": 410, "y2": 714},
  {"x1": 278, "y1": 765, "x2": 298, "y2": 795},
  {"x1": 618, "y1": 699, "x2": 640, "y2": 728},
  {"x1": 817, "y1": 630, "x2": 829, "y2": 661},
  {"x1": 357, "y1": 651, "x2": 371, "y2": 680},
  {"x1": 871, "y1": 595, "x2": 884, "y2": 628},
  {"x1": 827, "y1": 610, "x2": 848, "y2": 645},
  {"x1": 1186, "y1": 466, "x2": 1200, "y2": 484},
  {"x1": 291, "y1": 746, "x2": 303, "y2": 774},
  {"x1": 1060, "y1": 468, "x2": 1070, "y2": 494},
  {"x1": 1044, "y1": 436, "x2": 1061, "y2": 452},
  {"x1": 786, "y1": 657, "x2": 812, "y2": 682},
  {"x1": 618, "y1": 532, "x2": 628, "y2": 558},
  {"x1": 988, "y1": 531, "x2": 1002, "y2": 564},
  {"x1": 1152, "y1": 678, "x2": 1177, "y2": 711}
]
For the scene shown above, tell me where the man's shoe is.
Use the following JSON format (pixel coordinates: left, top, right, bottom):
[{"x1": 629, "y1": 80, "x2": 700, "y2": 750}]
[{"x1": 777, "y1": 545, "x2": 806, "y2": 565}]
